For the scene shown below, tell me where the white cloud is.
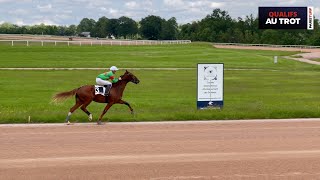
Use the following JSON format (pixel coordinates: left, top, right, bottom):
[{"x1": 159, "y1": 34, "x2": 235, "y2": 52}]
[
  {"x1": 210, "y1": 2, "x2": 224, "y2": 8},
  {"x1": 315, "y1": 7, "x2": 320, "y2": 14},
  {"x1": 100, "y1": 7, "x2": 107, "y2": 11},
  {"x1": 31, "y1": 19, "x2": 57, "y2": 25},
  {"x1": 189, "y1": 1, "x2": 206, "y2": 8},
  {"x1": 144, "y1": 0, "x2": 152, "y2": 7},
  {"x1": 64, "y1": 10, "x2": 73, "y2": 14},
  {"x1": 87, "y1": 0, "x2": 111, "y2": 9},
  {"x1": 37, "y1": 4, "x2": 53, "y2": 12},
  {"x1": 15, "y1": 19, "x2": 25, "y2": 26},
  {"x1": 109, "y1": 8, "x2": 119, "y2": 17},
  {"x1": 55, "y1": 14, "x2": 72, "y2": 20},
  {"x1": 125, "y1": 1, "x2": 138, "y2": 9},
  {"x1": 277, "y1": 0, "x2": 297, "y2": 5},
  {"x1": 109, "y1": 8, "x2": 118, "y2": 14},
  {"x1": 68, "y1": 0, "x2": 87, "y2": 2},
  {"x1": 0, "y1": 0, "x2": 31, "y2": 3},
  {"x1": 163, "y1": 0, "x2": 184, "y2": 7},
  {"x1": 144, "y1": 8, "x2": 158, "y2": 14},
  {"x1": 8, "y1": 9, "x2": 29, "y2": 15},
  {"x1": 164, "y1": 0, "x2": 224, "y2": 11}
]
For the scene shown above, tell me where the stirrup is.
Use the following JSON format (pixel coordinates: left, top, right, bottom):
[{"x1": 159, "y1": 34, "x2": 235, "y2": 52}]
[{"x1": 104, "y1": 85, "x2": 111, "y2": 96}]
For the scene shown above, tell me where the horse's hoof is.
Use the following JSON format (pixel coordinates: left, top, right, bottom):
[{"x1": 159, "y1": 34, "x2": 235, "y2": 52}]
[
  {"x1": 66, "y1": 121, "x2": 73, "y2": 125},
  {"x1": 97, "y1": 121, "x2": 104, "y2": 125},
  {"x1": 89, "y1": 114, "x2": 93, "y2": 121}
]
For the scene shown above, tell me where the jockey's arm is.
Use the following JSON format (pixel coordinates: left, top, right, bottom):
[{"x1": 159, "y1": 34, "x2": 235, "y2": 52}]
[{"x1": 109, "y1": 76, "x2": 119, "y2": 83}]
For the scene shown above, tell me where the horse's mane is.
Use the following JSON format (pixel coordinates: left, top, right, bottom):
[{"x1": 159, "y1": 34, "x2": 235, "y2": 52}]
[{"x1": 112, "y1": 72, "x2": 128, "y2": 87}]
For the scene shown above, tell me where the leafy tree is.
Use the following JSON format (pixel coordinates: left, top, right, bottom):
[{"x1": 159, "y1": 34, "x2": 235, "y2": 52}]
[
  {"x1": 0, "y1": 23, "x2": 16, "y2": 33},
  {"x1": 196, "y1": 9, "x2": 235, "y2": 42},
  {"x1": 95, "y1": 16, "x2": 108, "y2": 38},
  {"x1": 106, "y1": 18, "x2": 119, "y2": 38},
  {"x1": 140, "y1": 15, "x2": 163, "y2": 40},
  {"x1": 160, "y1": 17, "x2": 178, "y2": 40},
  {"x1": 261, "y1": 29, "x2": 281, "y2": 44},
  {"x1": 77, "y1": 18, "x2": 96, "y2": 34},
  {"x1": 65, "y1": 25, "x2": 77, "y2": 36},
  {"x1": 118, "y1": 16, "x2": 138, "y2": 39},
  {"x1": 309, "y1": 31, "x2": 320, "y2": 45},
  {"x1": 233, "y1": 28, "x2": 244, "y2": 43},
  {"x1": 179, "y1": 22, "x2": 200, "y2": 41}
]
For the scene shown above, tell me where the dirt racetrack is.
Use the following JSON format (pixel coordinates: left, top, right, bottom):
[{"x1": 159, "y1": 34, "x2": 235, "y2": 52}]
[
  {"x1": 213, "y1": 44, "x2": 320, "y2": 53},
  {"x1": 1, "y1": 119, "x2": 320, "y2": 179}
]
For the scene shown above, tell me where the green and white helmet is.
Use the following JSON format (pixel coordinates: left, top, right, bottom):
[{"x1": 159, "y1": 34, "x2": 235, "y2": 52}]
[{"x1": 110, "y1": 66, "x2": 119, "y2": 71}]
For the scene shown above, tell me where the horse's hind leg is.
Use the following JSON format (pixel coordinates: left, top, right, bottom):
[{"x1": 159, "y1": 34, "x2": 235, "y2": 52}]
[
  {"x1": 80, "y1": 100, "x2": 93, "y2": 121},
  {"x1": 65, "y1": 97, "x2": 82, "y2": 123}
]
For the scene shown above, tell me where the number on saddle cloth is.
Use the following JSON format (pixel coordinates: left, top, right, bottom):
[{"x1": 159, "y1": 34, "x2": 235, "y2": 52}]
[{"x1": 95, "y1": 85, "x2": 107, "y2": 96}]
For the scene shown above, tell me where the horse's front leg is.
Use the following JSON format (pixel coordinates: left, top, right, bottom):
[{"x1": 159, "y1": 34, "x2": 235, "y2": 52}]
[
  {"x1": 118, "y1": 99, "x2": 134, "y2": 115},
  {"x1": 98, "y1": 102, "x2": 114, "y2": 125}
]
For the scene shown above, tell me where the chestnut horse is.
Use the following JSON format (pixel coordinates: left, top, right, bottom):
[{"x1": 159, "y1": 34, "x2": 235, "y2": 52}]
[{"x1": 53, "y1": 70, "x2": 140, "y2": 125}]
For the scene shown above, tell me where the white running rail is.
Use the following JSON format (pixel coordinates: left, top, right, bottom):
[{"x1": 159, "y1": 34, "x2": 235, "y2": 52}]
[{"x1": 0, "y1": 40, "x2": 191, "y2": 46}]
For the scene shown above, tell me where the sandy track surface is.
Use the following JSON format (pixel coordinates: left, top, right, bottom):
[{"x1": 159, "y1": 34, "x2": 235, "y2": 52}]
[
  {"x1": 214, "y1": 45, "x2": 320, "y2": 53},
  {"x1": 1, "y1": 119, "x2": 320, "y2": 179}
]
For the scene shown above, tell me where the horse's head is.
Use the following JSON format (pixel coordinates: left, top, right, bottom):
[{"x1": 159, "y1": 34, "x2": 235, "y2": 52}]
[{"x1": 120, "y1": 70, "x2": 140, "y2": 84}]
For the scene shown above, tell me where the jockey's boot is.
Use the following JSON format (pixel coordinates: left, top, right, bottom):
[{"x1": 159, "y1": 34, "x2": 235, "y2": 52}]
[{"x1": 104, "y1": 84, "x2": 112, "y2": 96}]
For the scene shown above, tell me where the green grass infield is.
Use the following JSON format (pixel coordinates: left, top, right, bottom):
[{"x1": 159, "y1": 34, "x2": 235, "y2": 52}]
[
  {"x1": 1, "y1": 43, "x2": 319, "y2": 123},
  {"x1": 0, "y1": 69, "x2": 319, "y2": 123}
]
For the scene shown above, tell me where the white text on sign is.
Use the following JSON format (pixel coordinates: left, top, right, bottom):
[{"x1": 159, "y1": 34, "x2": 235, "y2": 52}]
[{"x1": 265, "y1": 18, "x2": 301, "y2": 25}]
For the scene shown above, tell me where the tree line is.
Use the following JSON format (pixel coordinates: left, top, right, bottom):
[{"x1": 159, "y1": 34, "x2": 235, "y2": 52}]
[
  {"x1": 0, "y1": 15, "x2": 178, "y2": 40},
  {"x1": 0, "y1": 8, "x2": 319, "y2": 45}
]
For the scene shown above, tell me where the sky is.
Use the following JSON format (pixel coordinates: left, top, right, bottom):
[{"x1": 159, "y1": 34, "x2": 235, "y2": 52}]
[{"x1": 0, "y1": 0, "x2": 319, "y2": 26}]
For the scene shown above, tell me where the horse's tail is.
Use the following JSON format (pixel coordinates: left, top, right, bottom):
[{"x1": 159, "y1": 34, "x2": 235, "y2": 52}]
[{"x1": 52, "y1": 88, "x2": 78, "y2": 103}]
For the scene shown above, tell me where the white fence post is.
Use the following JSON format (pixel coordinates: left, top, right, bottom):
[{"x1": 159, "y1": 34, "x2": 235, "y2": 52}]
[
  {"x1": 27, "y1": 41, "x2": 29, "y2": 46},
  {"x1": 11, "y1": 41, "x2": 13, "y2": 46},
  {"x1": 91, "y1": 42, "x2": 93, "y2": 46},
  {"x1": 41, "y1": 41, "x2": 43, "y2": 46},
  {"x1": 55, "y1": 41, "x2": 57, "y2": 46},
  {"x1": 80, "y1": 42, "x2": 82, "y2": 46},
  {"x1": 68, "y1": 41, "x2": 70, "y2": 46}
]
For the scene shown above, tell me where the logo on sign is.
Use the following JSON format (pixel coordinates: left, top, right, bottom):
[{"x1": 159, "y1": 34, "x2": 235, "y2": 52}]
[
  {"x1": 259, "y1": 7, "x2": 313, "y2": 30},
  {"x1": 204, "y1": 66, "x2": 218, "y2": 81}
]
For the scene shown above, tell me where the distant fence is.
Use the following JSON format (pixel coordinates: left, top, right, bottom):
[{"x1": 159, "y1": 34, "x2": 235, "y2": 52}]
[
  {"x1": 0, "y1": 40, "x2": 191, "y2": 46},
  {"x1": 213, "y1": 43, "x2": 320, "y2": 49}
]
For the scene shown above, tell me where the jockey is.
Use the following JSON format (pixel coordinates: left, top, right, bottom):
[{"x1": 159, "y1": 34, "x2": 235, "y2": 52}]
[{"x1": 96, "y1": 66, "x2": 122, "y2": 94}]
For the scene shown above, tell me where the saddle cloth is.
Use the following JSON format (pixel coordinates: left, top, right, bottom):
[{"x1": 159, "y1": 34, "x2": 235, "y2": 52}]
[{"x1": 94, "y1": 85, "x2": 106, "y2": 96}]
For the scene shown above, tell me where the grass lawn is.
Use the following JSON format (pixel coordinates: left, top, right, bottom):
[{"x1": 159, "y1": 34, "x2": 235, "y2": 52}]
[
  {"x1": 0, "y1": 69, "x2": 319, "y2": 123},
  {"x1": 0, "y1": 43, "x2": 303, "y2": 70},
  {"x1": 0, "y1": 43, "x2": 319, "y2": 123}
]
